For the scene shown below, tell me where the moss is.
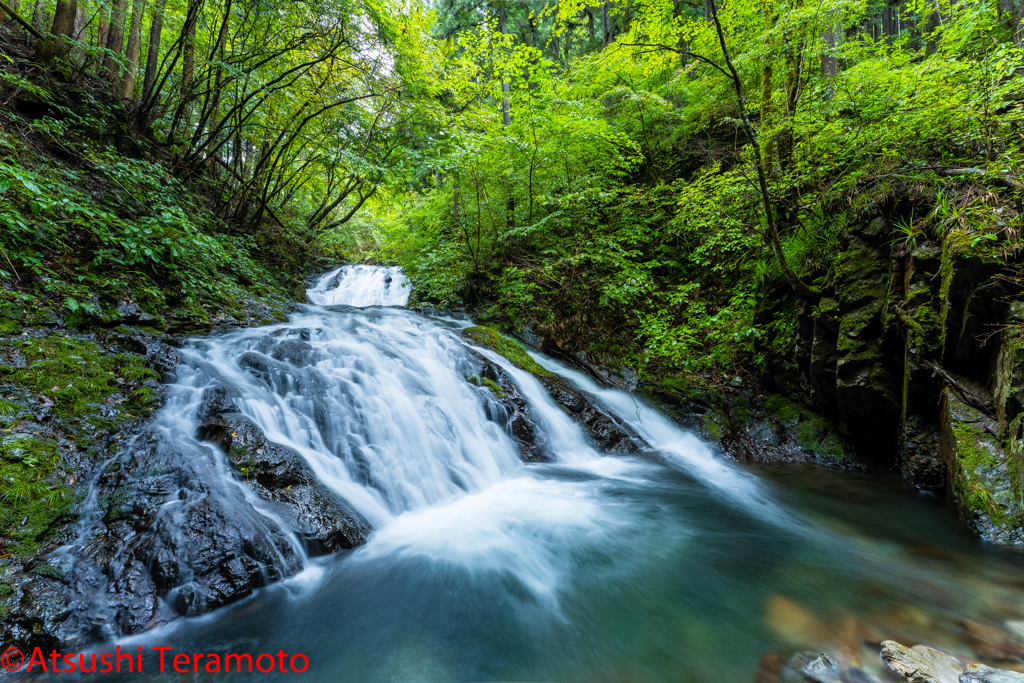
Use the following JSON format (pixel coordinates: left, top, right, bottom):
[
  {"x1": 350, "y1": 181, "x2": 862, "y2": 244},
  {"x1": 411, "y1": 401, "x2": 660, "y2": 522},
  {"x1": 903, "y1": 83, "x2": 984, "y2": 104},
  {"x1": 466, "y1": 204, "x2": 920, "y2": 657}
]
[
  {"x1": 704, "y1": 419, "x2": 722, "y2": 440},
  {"x1": 462, "y1": 326, "x2": 552, "y2": 376},
  {"x1": 939, "y1": 235, "x2": 954, "y2": 353},
  {"x1": 0, "y1": 436, "x2": 74, "y2": 556},
  {"x1": 0, "y1": 584, "x2": 11, "y2": 597},
  {"x1": 29, "y1": 562, "x2": 67, "y2": 580},
  {"x1": 950, "y1": 421, "x2": 1007, "y2": 521},
  {"x1": 765, "y1": 394, "x2": 801, "y2": 427},
  {"x1": 0, "y1": 336, "x2": 157, "y2": 419},
  {"x1": 659, "y1": 376, "x2": 692, "y2": 401},
  {"x1": 766, "y1": 394, "x2": 849, "y2": 459},
  {"x1": 481, "y1": 377, "x2": 506, "y2": 398}
]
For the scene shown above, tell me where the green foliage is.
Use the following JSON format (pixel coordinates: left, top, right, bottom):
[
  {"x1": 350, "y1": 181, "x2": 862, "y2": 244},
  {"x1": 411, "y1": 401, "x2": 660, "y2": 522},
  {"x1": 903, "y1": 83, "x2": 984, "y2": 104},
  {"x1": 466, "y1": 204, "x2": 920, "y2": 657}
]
[
  {"x1": 0, "y1": 434, "x2": 74, "y2": 557},
  {"x1": 367, "y1": 0, "x2": 1023, "y2": 384}
]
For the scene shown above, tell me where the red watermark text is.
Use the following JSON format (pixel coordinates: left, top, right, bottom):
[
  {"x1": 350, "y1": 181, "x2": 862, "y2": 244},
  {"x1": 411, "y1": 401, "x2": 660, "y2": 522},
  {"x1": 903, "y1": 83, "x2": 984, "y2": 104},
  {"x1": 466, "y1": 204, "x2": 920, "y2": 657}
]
[{"x1": 1, "y1": 645, "x2": 309, "y2": 673}]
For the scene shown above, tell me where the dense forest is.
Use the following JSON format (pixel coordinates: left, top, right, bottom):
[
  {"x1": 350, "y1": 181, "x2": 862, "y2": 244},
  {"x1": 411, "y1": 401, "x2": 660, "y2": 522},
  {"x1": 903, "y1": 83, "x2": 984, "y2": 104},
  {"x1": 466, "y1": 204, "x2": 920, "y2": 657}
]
[{"x1": 2, "y1": 0, "x2": 1024, "y2": 677}]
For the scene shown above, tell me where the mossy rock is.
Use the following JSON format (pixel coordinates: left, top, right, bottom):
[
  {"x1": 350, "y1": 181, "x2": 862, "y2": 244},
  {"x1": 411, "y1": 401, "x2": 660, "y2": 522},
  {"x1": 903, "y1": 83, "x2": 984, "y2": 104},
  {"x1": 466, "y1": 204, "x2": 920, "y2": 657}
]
[
  {"x1": 461, "y1": 326, "x2": 551, "y2": 376},
  {"x1": 765, "y1": 394, "x2": 851, "y2": 460},
  {"x1": 0, "y1": 336, "x2": 158, "y2": 419},
  {"x1": 942, "y1": 390, "x2": 1024, "y2": 542}
]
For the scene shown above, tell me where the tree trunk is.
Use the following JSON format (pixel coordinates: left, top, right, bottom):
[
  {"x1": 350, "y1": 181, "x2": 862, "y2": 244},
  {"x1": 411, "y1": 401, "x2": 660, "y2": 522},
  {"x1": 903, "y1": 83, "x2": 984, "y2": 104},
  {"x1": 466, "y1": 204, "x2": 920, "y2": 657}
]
[
  {"x1": 1014, "y1": 0, "x2": 1024, "y2": 43},
  {"x1": 498, "y1": 5, "x2": 511, "y2": 127},
  {"x1": 141, "y1": 0, "x2": 164, "y2": 104},
  {"x1": 601, "y1": 2, "x2": 611, "y2": 47},
  {"x1": 30, "y1": 0, "x2": 44, "y2": 33},
  {"x1": 121, "y1": 0, "x2": 146, "y2": 100},
  {"x1": 103, "y1": 0, "x2": 128, "y2": 83},
  {"x1": 98, "y1": 3, "x2": 109, "y2": 48},
  {"x1": 182, "y1": 14, "x2": 195, "y2": 88},
  {"x1": 36, "y1": 0, "x2": 78, "y2": 62},
  {"x1": 821, "y1": 25, "x2": 837, "y2": 77}
]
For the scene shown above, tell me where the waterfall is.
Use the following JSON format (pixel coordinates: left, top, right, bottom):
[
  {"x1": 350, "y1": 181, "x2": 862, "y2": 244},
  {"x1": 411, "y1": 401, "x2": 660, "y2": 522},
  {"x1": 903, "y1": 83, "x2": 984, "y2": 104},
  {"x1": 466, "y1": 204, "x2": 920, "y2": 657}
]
[{"x1": 306, "y1": 264, "x2": 410, "y2": 307}]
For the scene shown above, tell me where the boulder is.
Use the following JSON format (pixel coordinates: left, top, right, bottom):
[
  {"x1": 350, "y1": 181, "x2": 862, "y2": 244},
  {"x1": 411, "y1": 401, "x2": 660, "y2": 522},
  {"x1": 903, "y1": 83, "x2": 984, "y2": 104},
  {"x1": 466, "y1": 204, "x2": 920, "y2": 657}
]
[
  {"x1": 880, "y1": 640, "x2": 965, "y2": 683},
  {"x1": 197, "y1": 413, "x2": 370, "y2": 554}
]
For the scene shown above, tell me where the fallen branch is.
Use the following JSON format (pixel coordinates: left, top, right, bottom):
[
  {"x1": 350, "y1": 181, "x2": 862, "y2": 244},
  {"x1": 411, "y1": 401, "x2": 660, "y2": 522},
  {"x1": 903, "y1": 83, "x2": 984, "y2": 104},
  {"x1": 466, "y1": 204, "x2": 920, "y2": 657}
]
[{"x1": 0, "y1": 1, "x2": 46, "y2": 41}]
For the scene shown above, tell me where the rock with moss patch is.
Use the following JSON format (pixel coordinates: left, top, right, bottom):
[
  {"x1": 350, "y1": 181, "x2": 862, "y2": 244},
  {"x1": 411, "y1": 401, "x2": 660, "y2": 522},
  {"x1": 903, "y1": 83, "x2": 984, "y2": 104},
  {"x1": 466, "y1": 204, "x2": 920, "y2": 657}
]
[{"x1": 940, "y1": 391, "x2": 1024, "y2": 543}]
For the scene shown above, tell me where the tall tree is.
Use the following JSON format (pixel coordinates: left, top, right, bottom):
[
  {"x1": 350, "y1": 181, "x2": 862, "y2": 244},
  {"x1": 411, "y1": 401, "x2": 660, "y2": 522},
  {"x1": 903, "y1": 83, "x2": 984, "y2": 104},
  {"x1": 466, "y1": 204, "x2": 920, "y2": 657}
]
[
  {"x1": 36, "y1": 0, "x2": 78, "y2": 62},
  {"x1": 141, "y1": 0, "x2": 164, "y2": 105},
  {"x1": 120, "y1": 0, "x2": 146, "y2": 99},
  {"x1": 103, "y1": 0, "x2": 128, "y2": 82}
]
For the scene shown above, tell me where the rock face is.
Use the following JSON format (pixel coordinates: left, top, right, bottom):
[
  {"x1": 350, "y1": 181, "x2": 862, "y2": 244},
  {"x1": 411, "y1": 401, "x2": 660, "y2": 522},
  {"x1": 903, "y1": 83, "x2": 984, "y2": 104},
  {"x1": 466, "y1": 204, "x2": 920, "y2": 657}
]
[
  {"x1": 1, "y1": 378, "x2": 370, "y2": 651},
  {"x1": 466, "y1": 354, "x2": 641, "y2": 461},
  {"x1": 460, "y1": 326, "x2": 641, "y2": 459}
]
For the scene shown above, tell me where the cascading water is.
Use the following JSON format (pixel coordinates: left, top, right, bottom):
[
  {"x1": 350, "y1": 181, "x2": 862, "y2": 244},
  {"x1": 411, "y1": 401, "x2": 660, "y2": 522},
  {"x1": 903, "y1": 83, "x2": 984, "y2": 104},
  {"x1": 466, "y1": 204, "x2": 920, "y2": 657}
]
[
  {"x1": 57, "y1": 266, "x2": 1024, "y2": 682},
  {"x1": 307, "y1": 264, "x2": 410, "y2": 306}
]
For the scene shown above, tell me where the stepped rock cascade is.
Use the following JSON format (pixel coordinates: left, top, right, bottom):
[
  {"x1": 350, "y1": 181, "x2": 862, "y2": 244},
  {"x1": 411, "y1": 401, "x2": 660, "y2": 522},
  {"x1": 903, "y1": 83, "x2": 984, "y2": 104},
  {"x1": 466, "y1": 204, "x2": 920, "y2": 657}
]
[
  {"x1": 44, "y1": 267, "x2": 1024, "y2": 682},
  {"x1": 307, "y1": 264, "x2": 410, "y2": 307}
]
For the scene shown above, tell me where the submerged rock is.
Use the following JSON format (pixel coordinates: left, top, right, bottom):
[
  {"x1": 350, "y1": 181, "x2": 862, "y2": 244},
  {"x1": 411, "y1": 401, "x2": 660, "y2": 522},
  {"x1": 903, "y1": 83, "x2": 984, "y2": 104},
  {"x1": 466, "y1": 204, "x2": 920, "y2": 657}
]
[{"x1": 960, "y1": 664, "x2": 1024, "y2": 682}]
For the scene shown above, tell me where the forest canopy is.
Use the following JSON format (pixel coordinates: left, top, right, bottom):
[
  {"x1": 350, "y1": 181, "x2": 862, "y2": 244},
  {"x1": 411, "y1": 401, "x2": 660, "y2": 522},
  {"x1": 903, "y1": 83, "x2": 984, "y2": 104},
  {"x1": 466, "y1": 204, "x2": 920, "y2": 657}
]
[{"x1": 0, "y1": 0, "x2": 1022, "y2": 374}]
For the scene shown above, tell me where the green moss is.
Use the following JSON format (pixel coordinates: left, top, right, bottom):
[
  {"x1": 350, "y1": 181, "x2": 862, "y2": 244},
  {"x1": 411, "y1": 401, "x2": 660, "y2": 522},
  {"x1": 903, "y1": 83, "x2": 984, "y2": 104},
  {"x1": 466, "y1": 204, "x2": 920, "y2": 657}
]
[
  {"x1": 462, "y1": 326, "x2": 552, "y2": 376},
  {"x1": 481, "y1": 377, "x2": 506, "y2": 398},
  {"x1": 939, "y1": 236, "x2": 954, "y2": 353},
  {"x1": 0, "y1": 436, "x2": 74, "y2": 556},
  {"x1": 0, "y1": 337, "x2": 158, "y2": 418},
  {"x1": 765, "y1": 394, "x2": 801, "y2": 427},
  {"x1": 658, "y1": 376, "x2": 692, "y2": 401},
  {"x1": 766, "y1": 394, "x2": 849, "y2": 459},
  {"x1": 945, "y1": 398, "x2": 1018, "y2": 528},
  {"x1": 30, "y1": 562, "x2": 67, "y2": 580}
]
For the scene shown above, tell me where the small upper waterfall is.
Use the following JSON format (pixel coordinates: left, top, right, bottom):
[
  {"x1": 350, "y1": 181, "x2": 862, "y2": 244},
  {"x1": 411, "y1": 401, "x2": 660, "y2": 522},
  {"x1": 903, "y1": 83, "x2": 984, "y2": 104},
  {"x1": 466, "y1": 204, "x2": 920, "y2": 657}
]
[{"x1": 307, "y1": 264, "x2": 410, "y2": 306}]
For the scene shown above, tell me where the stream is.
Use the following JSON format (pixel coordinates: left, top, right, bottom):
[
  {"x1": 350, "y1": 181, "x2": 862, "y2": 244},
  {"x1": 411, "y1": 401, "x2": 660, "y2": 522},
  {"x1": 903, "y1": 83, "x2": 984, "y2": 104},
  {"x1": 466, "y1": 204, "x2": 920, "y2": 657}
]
[{"x1": 28, "y1": 265, "x2": 1024, "y2": 682}]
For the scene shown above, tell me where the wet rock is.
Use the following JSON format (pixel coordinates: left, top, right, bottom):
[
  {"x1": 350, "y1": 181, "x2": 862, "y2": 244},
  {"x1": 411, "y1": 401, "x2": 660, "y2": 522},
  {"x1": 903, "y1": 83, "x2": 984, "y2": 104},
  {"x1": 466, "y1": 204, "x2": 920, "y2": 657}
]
[
  {"x1": 197, "y1": 414, "x2": 370, "y2": 554},
  {"x1": 940, "y1": 391, "x2": 1024, "y2": 544},
  {"x1": 538, "y1": 374, "x2": 641, "y2": 453},
  {"x1": 880, "y1": 640, "x2": 965, "y2": 683},
  {"x1": 480, "y1": 362, "x2": 547, "y2": 462},
  {"x1": 270, "y1": 339, "x2": 316, "y2": 367},
  {"x1": 902, "y1": 417, "x2": 945, "y2": 492},
  {"x1": 959, "y1": 664, "x2": 1024, "y2": 682},
  {"x1": 782, "y1": 652, "x2": 844, "y2": 683},
  {"x1": 50, "y1": 426, "x2": 304, "y2": 646},
  {"x1": 196, "y1": 386, "x2": 239, "y2": 422}
]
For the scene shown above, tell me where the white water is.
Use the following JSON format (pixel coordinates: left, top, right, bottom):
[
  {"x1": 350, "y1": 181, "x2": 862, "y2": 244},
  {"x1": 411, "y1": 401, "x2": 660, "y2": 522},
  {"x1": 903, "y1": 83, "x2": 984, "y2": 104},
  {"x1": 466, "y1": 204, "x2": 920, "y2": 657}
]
[
  {"x1": 527, "y1": 352, "x2": 793, "y2": 525},
  {"x1": 307, "y1": 264, "x2": 410, "y2": 306}
]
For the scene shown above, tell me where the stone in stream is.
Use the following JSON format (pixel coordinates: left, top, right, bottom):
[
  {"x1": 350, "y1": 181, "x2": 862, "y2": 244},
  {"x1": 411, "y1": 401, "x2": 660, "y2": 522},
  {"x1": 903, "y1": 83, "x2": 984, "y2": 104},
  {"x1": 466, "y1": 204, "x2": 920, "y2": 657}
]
[
  {"x1": 881, "y1": 640, "x2": 966, "y2": 683},
  {"x1": 960, "y1": 664, "x2": 1024, "y2": 682},
  {"x1": 196, "y1": 412, "x2": 370, "y2": 555}
]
